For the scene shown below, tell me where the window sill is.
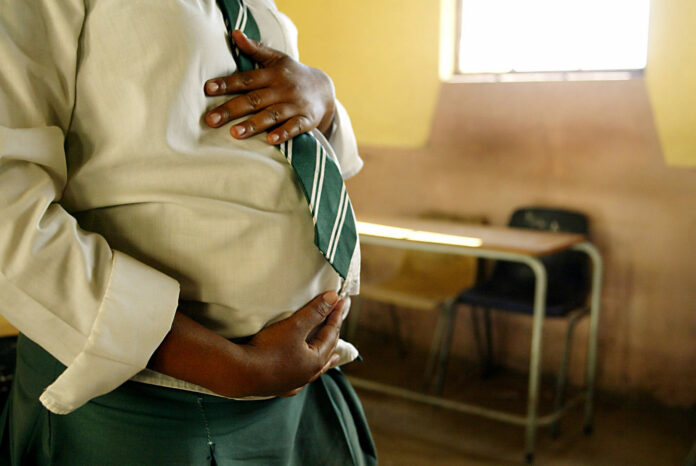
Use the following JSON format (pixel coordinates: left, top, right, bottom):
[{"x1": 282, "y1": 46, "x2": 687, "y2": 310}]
[{"x1": 444, "y1": 70, "x2": 644, "y2": 84}]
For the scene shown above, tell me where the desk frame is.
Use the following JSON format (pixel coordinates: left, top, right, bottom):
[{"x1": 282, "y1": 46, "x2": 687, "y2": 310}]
[{"x1": 349, "y1": 234, "x2": 602, "y2": 462}]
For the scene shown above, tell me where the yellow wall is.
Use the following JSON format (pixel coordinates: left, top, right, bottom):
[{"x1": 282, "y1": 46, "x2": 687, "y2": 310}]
[
  {"x1": 275, "y1": 0, "x2": 440, "y2": 147},
  {"x1": 645, "y1": 1, "x2": 696, "y2": 166},
  {"x1": 278, "y1": 0, "x2": 696, "y2": 165}
]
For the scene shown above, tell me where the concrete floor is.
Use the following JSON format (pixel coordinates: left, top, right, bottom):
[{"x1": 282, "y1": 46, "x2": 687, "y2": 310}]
[{"x1": 343, "y1": 330, "x2": 696, "y2": 466}]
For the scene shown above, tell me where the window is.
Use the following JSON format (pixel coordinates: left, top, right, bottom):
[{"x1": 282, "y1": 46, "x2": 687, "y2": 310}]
[{"x1": 450, "y1": 0, "x2": 651, "y2": 81}]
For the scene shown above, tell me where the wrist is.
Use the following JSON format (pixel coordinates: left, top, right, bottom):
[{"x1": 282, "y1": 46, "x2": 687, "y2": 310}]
[{"x1": 213, "y1": 342, "x2": 267, "y2": 398}]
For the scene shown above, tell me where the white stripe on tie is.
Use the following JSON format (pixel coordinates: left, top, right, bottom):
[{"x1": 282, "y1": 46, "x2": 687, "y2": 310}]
[
  {"x1": 234, "y1": 1, "x2": 245, "y2": 30},
  {"x1": 327, "y1": 186, "x2": 347, "y2": 259},
  {"x1": 313, "y1": 147, "x2": 326, "y2": 223},
  {"x1": 330, "y1": 194, "x2": 350, "y2": 262},
  {"x1": 240, "y1": 4, "x2": 248, "y2": 33},
  {"x1": 309, "y1": 141, "x2": 321, "y2": 212},
  {"x1": 287, "y1": 139, "x2": 293, "y2": 164}
]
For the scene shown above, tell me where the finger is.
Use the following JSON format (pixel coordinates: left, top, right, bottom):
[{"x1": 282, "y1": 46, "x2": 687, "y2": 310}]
[
  {"x1": 205, "y1": 88, "x2": 281, "y2": 128},
  {"x1": 309, "y1": 352, "x2": 341, "y2": 384},
  {"x1": 268, "y1": 115, "x2": 314, "y2": 144},
  {"x1": 308, "y1": 300, "x2": 345, "y2": 359},
  {"x1": 231, "y1": 30, "x2": 286, "y2": 67},
  {"x1": 204, "y1": 68, "x2": 274, "y2": 95},
  {"x1": 292, "y1": 291, "x2": 339, "y2": 337},
  {"x1": 232, "y1": 104, "x2": 298, "y2": 140},
  {"x1": 280, "y1": 350, "x2": 338, "y2": 397}
]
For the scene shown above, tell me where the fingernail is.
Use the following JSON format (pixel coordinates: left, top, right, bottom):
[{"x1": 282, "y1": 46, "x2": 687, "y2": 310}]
[
  {"x1": 205, "y1": 81, "x2": 219, "y2": 93},
  {"x1": 233, "y1": 125, "x2": 246, "y2": 137},
  {"x1": 269, "y1": 133, "x2": 280, "y2": 144},
  {"x1": 322, "y1": 291, "x2": 338, "y2": 305},
  {"x1": 208, "y1": 113, "x2": 221, "y2": 125}
]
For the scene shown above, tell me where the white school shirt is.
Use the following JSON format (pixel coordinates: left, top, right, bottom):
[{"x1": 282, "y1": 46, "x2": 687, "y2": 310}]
[{"x1": 0, "y1": 0, "x2": 361, "y2": 414}]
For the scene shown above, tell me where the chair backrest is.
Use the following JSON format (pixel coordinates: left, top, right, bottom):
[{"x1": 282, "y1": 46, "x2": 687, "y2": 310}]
[
  {"x1": 491, "y1": 207, "x2": 590, "y2": 298},
  {"x1": 509, "y1": 208, "x2": 588, "y2": 234}
]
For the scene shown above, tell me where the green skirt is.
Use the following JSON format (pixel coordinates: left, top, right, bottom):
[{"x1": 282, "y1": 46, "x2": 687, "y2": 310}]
[{"x1": 0, "y1": 335, "x2": 377, "y2": 466}]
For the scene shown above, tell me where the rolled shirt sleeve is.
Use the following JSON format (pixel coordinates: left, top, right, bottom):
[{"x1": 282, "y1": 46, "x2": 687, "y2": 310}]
[
  {"x1": 328, "y1": 99, "x2": 363, "y2": 180},
  {"x1": 0, "y1": 1, "x2": 179, "y2": 414}
]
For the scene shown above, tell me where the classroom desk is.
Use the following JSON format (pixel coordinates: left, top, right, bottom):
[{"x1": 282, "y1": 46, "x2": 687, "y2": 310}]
[{"x1": 349, "y1": 216, "x2": 603, "y2": 463}]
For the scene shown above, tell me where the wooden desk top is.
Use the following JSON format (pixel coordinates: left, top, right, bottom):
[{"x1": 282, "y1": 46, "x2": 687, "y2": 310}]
[{"x1": 357, "y1": 216, "x2": 587, "y2": 256}]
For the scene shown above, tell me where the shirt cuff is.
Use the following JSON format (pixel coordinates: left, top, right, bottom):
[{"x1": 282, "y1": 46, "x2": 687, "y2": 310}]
[
  {"x1": 335, "y1": 339, "x2": 359, "y2": 367},
  {"x1": 39, "y1": 251, "x2": 179, "y2": 414}
]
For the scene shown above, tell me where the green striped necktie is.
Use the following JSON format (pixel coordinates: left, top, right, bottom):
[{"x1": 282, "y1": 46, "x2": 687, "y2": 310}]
[{"x1": 217, "y1": 0, "x2": 357, "y2": 279}]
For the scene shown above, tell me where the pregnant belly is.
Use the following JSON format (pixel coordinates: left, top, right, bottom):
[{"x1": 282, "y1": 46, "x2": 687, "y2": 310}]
[{"x1": 75, "y1": 200, "x2": 341, "y2": 338}]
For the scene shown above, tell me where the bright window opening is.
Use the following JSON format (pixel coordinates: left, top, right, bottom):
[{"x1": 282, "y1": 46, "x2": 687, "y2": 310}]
[{"x1": 457, "y1": 0, "x2": 651, "y2": 76}]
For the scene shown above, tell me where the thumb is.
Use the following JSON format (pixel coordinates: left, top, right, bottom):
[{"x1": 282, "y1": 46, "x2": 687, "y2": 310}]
[
  {"x1": 292, "y1": 291, "x2": 339, "y2": 337},
  {"x1": 231, "y1": 29, "x2": 285, "y2": 66}
]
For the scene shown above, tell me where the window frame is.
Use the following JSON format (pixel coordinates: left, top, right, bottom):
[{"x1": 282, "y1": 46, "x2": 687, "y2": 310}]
[{"x1": 449, "y1": 0, "x2": 648, "y2": 83}]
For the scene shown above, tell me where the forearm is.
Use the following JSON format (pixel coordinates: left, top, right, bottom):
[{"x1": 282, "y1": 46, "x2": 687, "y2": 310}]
[
  {"x1": 149, "y1": 293, "x2": 344, "y2": 399},
  {"x1": 148, "y1": 311, "x2": 255, "y2": 398}
]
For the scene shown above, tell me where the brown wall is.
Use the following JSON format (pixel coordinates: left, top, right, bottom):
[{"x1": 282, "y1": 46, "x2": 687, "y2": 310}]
[{"x1": 348, "y1": 79, "x2": 696, "y2": 407}]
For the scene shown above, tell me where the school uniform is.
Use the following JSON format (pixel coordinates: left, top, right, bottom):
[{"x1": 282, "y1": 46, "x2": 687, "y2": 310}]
[{"x1": 0, "y1": 0, "x2": 375, "y2": 463}]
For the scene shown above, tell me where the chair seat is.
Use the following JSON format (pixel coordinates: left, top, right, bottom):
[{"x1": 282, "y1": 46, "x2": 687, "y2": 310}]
[{"x1": 456, "y1": 280, "x2": 586, "y2": 317}]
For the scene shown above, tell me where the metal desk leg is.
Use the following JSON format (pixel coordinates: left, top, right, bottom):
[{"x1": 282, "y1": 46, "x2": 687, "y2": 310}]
[
  {"x1": 551, "y1": 308, "x2": 587, "y2": 438},
  {"x1": 572, "y1": 242, "x2": 603, "y2": 433},
  {"x1": 524, "y1": 257, "x2": 548, "y2": 463}
]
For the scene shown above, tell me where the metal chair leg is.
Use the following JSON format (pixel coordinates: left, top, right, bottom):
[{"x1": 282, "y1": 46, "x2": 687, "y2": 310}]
[
  {"x1": 482, "y1": 307, "x2": 494, "y2": 376},
  {"x1": 550, "y1": 308, "x2": 587, "y2": 438},
  {"x1": 470, "y1": 306, "x2": 485, "y2": 368},
  {"x1": 423, "y1": 303, "x2": 448, "y2": 390},
  {"x1": 471, "y1": 306, "x2": 494, "y2": 377},
  {"x1": 432, "y1": 300, "x2": 458, "y2": 395}
]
